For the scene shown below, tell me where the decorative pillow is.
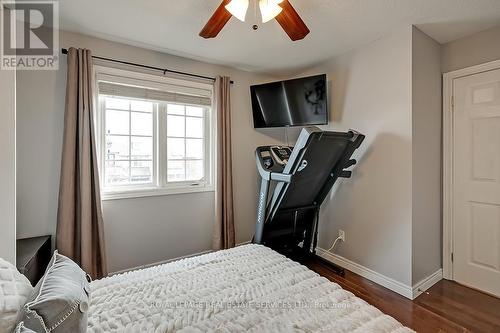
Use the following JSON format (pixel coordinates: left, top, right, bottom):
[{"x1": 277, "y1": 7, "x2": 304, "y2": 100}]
[
  {"x1": 0, "y1": 258, "x2": 33, "y2": 333},
  {"x1": 16, "y1": 251, "x2": 91, "y2": 333},
  {"x1": 13, "y1": 322, "x2": 37, "y2": 333}
]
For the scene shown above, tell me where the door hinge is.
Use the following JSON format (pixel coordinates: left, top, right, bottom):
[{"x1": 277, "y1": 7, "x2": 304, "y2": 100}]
[{"x1": 451, "y1": 253, "x2": 454, "y2": 262}]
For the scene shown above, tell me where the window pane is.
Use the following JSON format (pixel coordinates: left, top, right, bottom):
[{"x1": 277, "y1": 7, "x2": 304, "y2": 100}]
[
  {"x1": 186, "y1": 106, "x2": 203, "y2": 117},
  {"x1": 167, "y1": 115, "x2": 185, "y2": 137},
  {"x1": 186, "y1": 160, "x2": 204, "y2": 181},
  {"x1": 167, "y1": 160, "x2": 185, "y2": 182},
  {"x1": 167, "y1": 138, "x2": 185, "y2": 159},
  {"x1": 131, "y1": 100, "x2": 153, "y2": 113},
  {"x1": 106, "y1": 110, "x2": 129, "y2": 135},
  {"x1": 186, "y1": 117, "x2": 203, "y2": 138},
  {"x1": 131, "y1": 160, "x2": 152, "y2": 184},
  {"x1": 106, "y1": 97, "x2": 129, "y2": 110},
  {"x1": 131, "y1": 112, "x2": 153, "y2": 136},
  {"x1": 167, "y1": 104, "x2": 184, "y2": 115},
  {"x1": 131, "y1": 136, "x2": 152, "y2": 160},
  {"x1": 186, "y1": 139, "x2": 203, "y2": 159},
  {"x1": 106, "y1": 135, "x2": 129, "y2": 160},
  {"x1": 105, "y1": 161, "x2": 129, "y2": 185}
]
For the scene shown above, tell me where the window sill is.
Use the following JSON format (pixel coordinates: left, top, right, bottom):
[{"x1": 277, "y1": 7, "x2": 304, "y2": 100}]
[{"x1": 101, "y1": 185, "x2": 214, "y2": 201}]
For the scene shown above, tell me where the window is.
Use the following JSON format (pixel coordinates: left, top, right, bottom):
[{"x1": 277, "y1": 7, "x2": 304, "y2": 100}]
[
  {"x1": 95, "y1": 66, "x2": 214, "y2": 199},
  {"x1": 104, "y1": 97, "x2": 155, "y2": 186},
  {"x1": 166, "y1": 104, "x2": 205, "y2": 182}
]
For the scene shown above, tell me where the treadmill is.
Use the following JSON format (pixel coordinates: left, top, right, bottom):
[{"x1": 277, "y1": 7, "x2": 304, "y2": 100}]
[{"x1": 254, "y1": 126, "x2": 365, "y2": 275}]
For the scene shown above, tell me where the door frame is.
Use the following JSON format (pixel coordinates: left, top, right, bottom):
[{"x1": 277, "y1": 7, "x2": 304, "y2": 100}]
[{"x1": 443, "y1": 59, "x2": 500, "y2": 280}]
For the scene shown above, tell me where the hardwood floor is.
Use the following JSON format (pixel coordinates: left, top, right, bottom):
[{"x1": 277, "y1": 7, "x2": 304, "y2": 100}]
[
  {"x1": 306, "y1": 259, "x2": 500, "y2": 333},
  {"x1": 415, "y1": 280, "x2": 500, "y2": 333}
]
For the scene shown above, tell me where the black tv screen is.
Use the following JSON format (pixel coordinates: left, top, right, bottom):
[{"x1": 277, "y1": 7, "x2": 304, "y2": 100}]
[{"x1": 251, "y1": 74, "x2": 328, "y2": 128}]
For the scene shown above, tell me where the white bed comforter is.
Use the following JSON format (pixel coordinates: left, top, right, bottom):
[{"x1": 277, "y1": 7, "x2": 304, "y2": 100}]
[{"x1": 88, "y1": 245, "x2": 413, "y2": 333}]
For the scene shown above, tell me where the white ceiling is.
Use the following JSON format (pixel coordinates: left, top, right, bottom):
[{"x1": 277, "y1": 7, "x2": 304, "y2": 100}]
[{"x1": 59, "y1": 0, "x2": 500, "y2": 74}]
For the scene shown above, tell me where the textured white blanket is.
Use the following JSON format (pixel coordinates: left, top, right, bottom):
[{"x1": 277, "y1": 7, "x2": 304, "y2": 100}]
[{"x1": 88, "y1": 245, "x2": 413, "y2": 332}]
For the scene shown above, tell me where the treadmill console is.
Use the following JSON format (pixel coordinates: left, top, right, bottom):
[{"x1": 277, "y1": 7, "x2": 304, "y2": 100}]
[
  {"x1": 256, "y1": 146, "x2": 293, "y2": 172},
  {"x1": 260, "y1": 150, "x2": 274, "y2": 169},
  {"x1": 271, "y1": 146, "x2": 292, "y2": 165}
]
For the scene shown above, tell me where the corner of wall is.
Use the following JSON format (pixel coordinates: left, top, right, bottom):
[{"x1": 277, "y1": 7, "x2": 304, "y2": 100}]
[{"x1": 410, "y1": 27, "x2": 443, "y2": 285}]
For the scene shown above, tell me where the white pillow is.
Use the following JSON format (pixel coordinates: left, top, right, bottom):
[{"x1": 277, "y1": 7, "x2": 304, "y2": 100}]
[{"x1": 0, "y1": 258, "x2": 33, "y2": 333}]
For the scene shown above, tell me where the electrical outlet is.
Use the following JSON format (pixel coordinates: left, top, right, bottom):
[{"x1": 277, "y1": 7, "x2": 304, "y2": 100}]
[{"x1": 338, "y1": 230, "x2": 346, "y2": 242}]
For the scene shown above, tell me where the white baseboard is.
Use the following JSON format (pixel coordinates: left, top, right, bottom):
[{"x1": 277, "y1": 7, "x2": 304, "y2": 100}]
[
  {"x1": 412, "y1": 269, "x2": 443, "y2": 299},
  {"x1": 109, "y1": 241, "x2": 252, "y2": 276},
  {"x1": 316, "y1": 247, "x2": 414, "y2": 298},
  {"x1": 316, "y1": 247, "x2": 443, "y2": 300}
]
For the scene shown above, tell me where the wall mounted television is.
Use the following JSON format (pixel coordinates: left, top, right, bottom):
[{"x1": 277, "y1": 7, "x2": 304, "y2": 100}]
[{"x1": 251, "y1": 74, "x2": 328, "y2": 128}]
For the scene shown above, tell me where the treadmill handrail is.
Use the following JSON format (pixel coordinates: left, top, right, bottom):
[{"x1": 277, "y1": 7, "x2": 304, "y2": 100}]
[
  {"x1": 267, "y1": 127, "x2": 319, "y2": 220},
  {"x1": 270, "y1": 173, "x2": 292, "y2": 183}
]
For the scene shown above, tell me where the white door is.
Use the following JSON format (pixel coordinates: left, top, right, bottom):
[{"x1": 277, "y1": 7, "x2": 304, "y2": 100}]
[{"x1": 453, "y1": 68, "x2": 500, "y2": 297}]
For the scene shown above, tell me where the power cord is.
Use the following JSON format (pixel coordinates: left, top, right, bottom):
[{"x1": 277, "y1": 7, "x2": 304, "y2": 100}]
[{"x1": 326, "y1": 236, "x2": 343, "y2": 253}]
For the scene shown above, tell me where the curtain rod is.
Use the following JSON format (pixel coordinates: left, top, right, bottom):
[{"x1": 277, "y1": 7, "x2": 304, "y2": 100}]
[{"x1": 61, "y1": 48, "x2": 234, "y2": 84}]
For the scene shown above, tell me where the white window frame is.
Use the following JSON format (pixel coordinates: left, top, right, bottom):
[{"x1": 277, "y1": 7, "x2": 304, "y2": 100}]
[{"x1": 94, "y1": 65, "x2": 215, "y2": 200}]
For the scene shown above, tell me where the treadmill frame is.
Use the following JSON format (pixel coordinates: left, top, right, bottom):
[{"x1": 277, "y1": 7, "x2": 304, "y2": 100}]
[{"x1": 254, "y1": 127, "x2": 365, "y2": 276}]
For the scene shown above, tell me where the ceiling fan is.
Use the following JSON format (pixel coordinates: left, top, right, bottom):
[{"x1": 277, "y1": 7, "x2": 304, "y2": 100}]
[{"x1": 200, "y1": 0, "x2": 310, "y2": 41}]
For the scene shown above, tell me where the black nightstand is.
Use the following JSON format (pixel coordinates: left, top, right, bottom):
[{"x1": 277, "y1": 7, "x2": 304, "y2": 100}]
[{"x1": 16, "y1": 235, "x2": 52, "y2": 285}]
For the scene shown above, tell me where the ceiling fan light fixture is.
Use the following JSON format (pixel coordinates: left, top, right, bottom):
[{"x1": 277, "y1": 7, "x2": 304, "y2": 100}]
[
  {"x1": 259, "y1": 0, "x2": 283, "y2": 23},
  {"x1": 200, "y1": 0, "x2": 309, "y2": 41},
  {"x1": 225, "y1": 0, "x2": 249, "y2": 22}
]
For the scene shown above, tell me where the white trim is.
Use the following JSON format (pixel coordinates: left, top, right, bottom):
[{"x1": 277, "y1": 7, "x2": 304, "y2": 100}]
[
  {"x1": 315, "y1": 247, "x2": 414, "y2": 299},
  {"x1": 412, "y1": 269, "x2": 443, "y2": 299},
  {"x1": 108, "y1": 241, "x2": 252, "y2": 275},
  {"x1": 443, "y1": 59, "x2": 500, "y2": 80},
  {"x1": 442, "y1": 72, "x2": 453, "y2": 280},
  {"x1": 101, "y1": 185, "x2": 214, "y2": 200},
  {"x1": 442, "y1": 59, "x2": 500, "y2": 280}
]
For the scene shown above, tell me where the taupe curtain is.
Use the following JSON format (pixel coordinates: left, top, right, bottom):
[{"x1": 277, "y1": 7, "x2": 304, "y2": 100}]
[
  {"x1": 213, "y1": 76, "x2": 235, "y2": 250},
  {"x1": 57, "y1": 48, "x2": 107, "y2": 279}
]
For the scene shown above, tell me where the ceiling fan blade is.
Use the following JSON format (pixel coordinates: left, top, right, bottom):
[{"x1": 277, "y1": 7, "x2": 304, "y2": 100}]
[
  {"x1": 275, "y1": 0, "x2": 310, "y2": 41},
  {"x1": 200, "y1": 0, "x2": 233, "y2": 39}
]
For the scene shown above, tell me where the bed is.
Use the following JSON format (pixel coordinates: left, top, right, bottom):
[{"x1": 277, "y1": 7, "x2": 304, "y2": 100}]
[{"x1": 87, "y1": 244, "x2": 413, "y2": 332}]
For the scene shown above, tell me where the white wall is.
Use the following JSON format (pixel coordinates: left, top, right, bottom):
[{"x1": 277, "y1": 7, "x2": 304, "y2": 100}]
[
  {"x1": 411, "y1": 27, "x2": 442, "y2": 284},
  {"x1": 16, "y1": 46, "x2": 65, "y2": 250},
  {"x1": 441, "y1": 24, "x2": 500, "y2": 73},
  {"x1": 0, "y1": 58, "x2": 16, "y2": 264},
  {"x1": 295, "y1": 27, "x2": 414, "y2": 286},
  {"x1": 16, "y1": 30, "x2": 282, "y2": 273}
]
